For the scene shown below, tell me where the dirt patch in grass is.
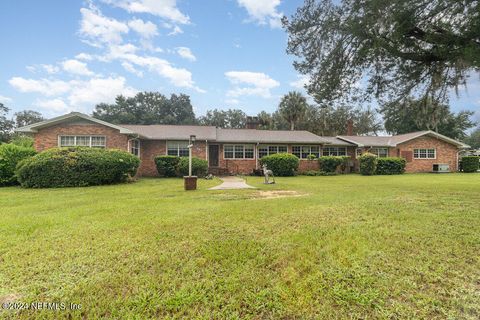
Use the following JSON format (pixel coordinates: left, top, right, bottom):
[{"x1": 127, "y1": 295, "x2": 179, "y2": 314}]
[
  {"x1": 0, "y1": 293, "x2": 22, "y2": 304},
  {"x1": 252, "y1": 190, "x2": 307, "y2": 199}
]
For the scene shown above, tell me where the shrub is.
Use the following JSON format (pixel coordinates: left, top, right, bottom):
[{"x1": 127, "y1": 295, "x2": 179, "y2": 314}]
[
  {"x1": 155, "y1": 155, "x2": 180, "y2": 177},
  {"x1": 461, "y1": 156, "x2": 479, "y2": 173},
  {"x1": 359, "y1": 153, "x2": 377, "y2": 175},
  {"x1": 260, "y1": 153, "x2": 299, "y2": 176},
  {"x1": 318, "y1": 156, "x2": 349, "y2": 173},
  {"x1": 15, "y1": 147, "x2": 140, "y2": 188},
  {"x1": 0, "y1": 144, "x2": 36, "y2": 186},
  {"x1": 176, "y1": 157, "x2": 208, "y2": 177},
  {"x1": 10, "y1": 135, "x2": 34, "y2": 148},
  {"x1": 376, "y1": 157, "x2": 406, "y2": 175},
  {"x1": 303, "y1": 170, "x2": 320, "y2": 176},
  {"x1": 306, "y1": 154, "x2": 317, "y2": 160}
]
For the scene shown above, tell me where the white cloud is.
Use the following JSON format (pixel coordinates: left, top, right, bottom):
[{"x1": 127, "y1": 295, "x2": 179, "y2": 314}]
[
  {"x1": 121, "y1": 62, "x2": 143, "y2": 77},
  {"x1": 79, "y1": 6, "x2": 129, "y2": 46},
  {"x1": 290, "y1": 75, "x2": 309, "y2": 89},
  {"x1": 42, "y1": 64, "x2": 60, "y2": 74},
  {"x1": 0, "y1": 95, "x2": 12, "y2": 103},
  {"x1": 166, "y1": 24, "x2": 183, "y2": 36},
  {"x1": 9, "y1": 77, "x2": 71, "y2": 96},
  {"x1": 75, "y1": 53, "x2": 94, "y2": 61},
  {"x1": 225, "y1": 71, "x2": 280, "y2": 98},
  {"x1": 36, "y1": 98, "x2": 71, "y2": 112},
  {"x1": 62, "y1": 59, "x2": 95, "y2": 76},
  {"x1": 128, "y1": 18, "x2": 158, "y2": 38},
  {"x1": 236, "y1": 0, "x2": 283, "y2": 28},
  {"x1": 176, "y1": 47, "x2": 196, "y2": 62},
  {"x1": 67, "y1": 77, "x2": 137, "y2": 106},
  {"x1": 102, "y1": 0, "x2": 190, "y2": 25},
  {"x1": 225, "y1": 98, "x2": 240, "y2": 105}
]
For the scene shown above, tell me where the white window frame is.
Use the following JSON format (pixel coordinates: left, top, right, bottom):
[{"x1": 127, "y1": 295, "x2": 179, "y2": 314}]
[
  {"x1": 322, "y1": 147, "x2": 347, "y2": 156},
  {"x1": 129, "y1": 139, "x2": 140, "y2": 157},
  {"x1": 413, "y1": 148, "x2": 436, "y2": 159},
  {"x1": 58, "y1": 135, "x2": 106, "y2": 148},
  {"x1": 257, "y1": 145, "x2": 288, "y2": 158},
  {"x1": 370, "y1": 148, "x2": 389, "y2": 158},
  {"x1": 292, "y1": 145, "x2": 321, "y2": 159},
  {"x1": 224, "y1": 144, "x2": 255, "y2": 159},
  {"x1": 167, "y1": 141, "x2": 189, "y2": 157}
]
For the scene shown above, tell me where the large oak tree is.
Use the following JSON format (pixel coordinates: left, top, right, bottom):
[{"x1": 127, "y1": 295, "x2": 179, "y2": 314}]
[{"x1": 283, "y1": 0, "x2": 480, "y2": 105}]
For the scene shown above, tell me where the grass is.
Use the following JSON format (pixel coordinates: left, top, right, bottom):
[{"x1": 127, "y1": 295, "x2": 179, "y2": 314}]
[{"x1": 0, "y1": 174, "x2": 479, "y2": 319}]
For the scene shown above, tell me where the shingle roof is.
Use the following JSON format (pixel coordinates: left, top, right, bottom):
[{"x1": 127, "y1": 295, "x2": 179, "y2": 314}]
[
  {"x1": 320, "y1": 137, "x2": 356, "y2": 146},
  {"x1": 337, "y1": 135, "x2": 395, "y2": 147},
  {"x1": 119, "y1": 124, "x2": 217, "y2": 140},
  {"x1": 215, "y1": 128, "x2": 329, "y2": 144}
]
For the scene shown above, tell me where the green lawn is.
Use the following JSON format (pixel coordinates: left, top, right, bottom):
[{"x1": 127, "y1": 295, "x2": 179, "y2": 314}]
[{"x1": 0, "y1": 174, "x2": 479, "y2": 319}]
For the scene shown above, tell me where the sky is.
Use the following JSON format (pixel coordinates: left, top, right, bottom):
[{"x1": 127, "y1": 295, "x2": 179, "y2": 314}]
[{"x1": 0, "y1": 0, "x2": 479, "y2": 123}]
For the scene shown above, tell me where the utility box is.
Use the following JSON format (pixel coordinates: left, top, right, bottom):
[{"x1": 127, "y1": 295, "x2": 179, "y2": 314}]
[{"x1": 432, "y1": 163, "x2": 450, "y2": 173}]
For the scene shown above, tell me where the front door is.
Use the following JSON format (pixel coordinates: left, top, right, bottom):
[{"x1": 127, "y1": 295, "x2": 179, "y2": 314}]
[{"x1": 209, "y1": 145, "x2": 219, "y2": 167}]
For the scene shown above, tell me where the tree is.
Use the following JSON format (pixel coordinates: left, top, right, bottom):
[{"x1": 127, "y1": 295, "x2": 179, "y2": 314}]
[
  {"x1": 14, "y1": 110, "x2": 44, "y2": 127},
  {"x1": 465, "y1": 127, "x2": 480, "y2": 149},
  {"x1": 278, "y1": 91, "x2": 308, "y2": 130},
  {"x1": 298, "y1": 105, "x2": 382, "y2": 136},
  {"x1": 93, "y1": 92, "x2": 196, "y2": 125},
  {"x1": 283, "y1": 0, "x2": 480, "y2": 105},
  {"x1": 380, "y1": 98, "x2": 475, "y2": 140},
  {"x1": 198, "y1": 109, "x2": 247, "y2": 128},
  {"x1": 0, "y1": 103, "x2": 14, "y2": 143}
]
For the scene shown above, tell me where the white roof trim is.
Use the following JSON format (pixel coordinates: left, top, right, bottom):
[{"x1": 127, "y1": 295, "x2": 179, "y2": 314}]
[
  {"x1": 15, "y1": 112, "x2": 135, "y2": 134},
  {"x1": 395, "y1": 130, "x2": 470, "y2": 148},
  {"x1": 335, "y1": 136, "x2": 363, "y2": 147}
]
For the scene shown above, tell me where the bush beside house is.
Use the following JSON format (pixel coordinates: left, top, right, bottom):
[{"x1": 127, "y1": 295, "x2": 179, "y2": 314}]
[
  {"x1": 177, "y1": 157, "x2": 208, "y2": 177},
  {"x1": 0, "y1": 144, "x2": 36, "y2": 186},
  {"x1": 376, "y1": 157, "x2": 407, "y2": 175},
  {"x1": 155, "y1": 155, "x2": 180, "y2": 177},
  {"x1": 461, "y1": 156, "x2": 479, "y2": 173},
  {"x1": 318, "y1": 156, "x2": 350, "y2": 174},
  {"x1": 260, "y1": 153, "x2": 299, "y2": 176},
  {"x1": 359, "y1": 153, "x2": 377, "y2": 175},
  {"x1": 16, "y1": 147, "x2": 140, "y2": 188}
]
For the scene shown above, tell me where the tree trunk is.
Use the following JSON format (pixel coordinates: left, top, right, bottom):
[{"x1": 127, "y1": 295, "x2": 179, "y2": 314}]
[{"x1": 290, "y1": 122, "x2": 295, "y2": 131}]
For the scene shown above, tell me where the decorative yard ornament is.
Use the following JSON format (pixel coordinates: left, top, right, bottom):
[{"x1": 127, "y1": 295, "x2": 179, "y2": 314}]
[{"x1": 262, "y1": 164, "x2": 275, "y2": 184}]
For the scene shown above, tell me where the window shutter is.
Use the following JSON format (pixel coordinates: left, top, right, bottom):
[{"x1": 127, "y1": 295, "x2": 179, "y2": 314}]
[{"x1": 401, "y1": 151, "x2": 413, "y2": 162}]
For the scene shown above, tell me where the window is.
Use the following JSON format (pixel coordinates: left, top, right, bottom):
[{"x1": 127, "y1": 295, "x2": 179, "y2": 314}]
[
  {"x1": 322, "y1": 147, "x2": 347, "y2": 156},
  {"x1": 59, "y1": 136, "x2": 106, "y2": 148},
  {"x1": 130, "y1": 139, "x2": 140, "y2": 157},
  {"x1": 167, "y1": 141, "x2": 189, "y2": 157},
  {"x1": 414, "y1": 148, "x2": 436, "y2": 159},
  {"x1": 292, "y1": 145, "x2": 320, "y2": 159},
  {"x1": 224, "y1": 144, "x2": 254, "y2": 159},
  {"x1": 258, "y1": 145, "x2": 287, "y2": 158},
  {"x1": 370, "y1": 148, "x2": 389, "y2": 158}
]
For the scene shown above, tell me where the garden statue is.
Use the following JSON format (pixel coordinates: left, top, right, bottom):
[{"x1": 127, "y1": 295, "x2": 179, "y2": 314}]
[{"x1": 262, "y1": 164, "x2": 275, "y2": 184}]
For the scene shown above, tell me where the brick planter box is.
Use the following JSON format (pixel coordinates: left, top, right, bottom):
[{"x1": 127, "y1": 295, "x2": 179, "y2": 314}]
[{"x1": 183, "y1": 176, "x2": 197, "y2": 190}]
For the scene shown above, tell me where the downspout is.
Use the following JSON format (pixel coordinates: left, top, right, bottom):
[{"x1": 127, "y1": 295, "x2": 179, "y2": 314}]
[
  {"x1": 205, "y1": 140, "x2": 208, "y2": 161},
  {"x1": 255, "y1": 142, "x2": 259, "y2": 170}
]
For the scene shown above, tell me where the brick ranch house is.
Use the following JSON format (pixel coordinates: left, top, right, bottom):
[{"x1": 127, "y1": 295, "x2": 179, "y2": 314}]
[{"x1": 17, "y1": 112, "x2": 470, "y2": 176}]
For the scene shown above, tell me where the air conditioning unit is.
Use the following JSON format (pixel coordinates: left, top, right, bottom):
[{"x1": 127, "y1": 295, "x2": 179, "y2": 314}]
[{"x1": 432, "y1": 163, "x2": 450, "y2": 173}]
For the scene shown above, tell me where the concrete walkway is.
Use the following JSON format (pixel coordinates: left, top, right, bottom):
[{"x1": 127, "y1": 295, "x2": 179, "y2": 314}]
[{"x1": 209, "y1": 176, "x2": 256, "y2": 190}]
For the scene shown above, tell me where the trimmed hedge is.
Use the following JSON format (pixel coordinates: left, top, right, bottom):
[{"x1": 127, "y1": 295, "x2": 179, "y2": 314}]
[
  {"x1": 260, "y1": 153, "x2": 299, "y2": 176},
  {"x1": 318, "y1": 156, "x2": 350, "y2": 173},
  {"x1": 376, "y1": 157, "x2": 406, "y2": 175},
  {"x1": 176, "y1": 157, "x2": 208, "y2": 177},
  {"x1": 16, "y1": 147, "x2": 140, "y2": 188},
  {"x1": 359, "y1": 153, "x2": 377, "y2": 176},
  {"x1": 461, "y1": 156, "x2": 479, "y2": 173},
  {"x1": 0, "y1": 144, "x2": 36, "y2": 186},
  {"x1": 155, "y1": 155, "x2": 180, "y2": 177}
]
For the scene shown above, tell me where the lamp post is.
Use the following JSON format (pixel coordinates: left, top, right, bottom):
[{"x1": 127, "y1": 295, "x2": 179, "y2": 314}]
[
  {"x1": 184, "y1": 134, "x2": 197, "y2": 190},
  {"x1": 188, "y1": 134, "x2": 196, "y2": 176}
]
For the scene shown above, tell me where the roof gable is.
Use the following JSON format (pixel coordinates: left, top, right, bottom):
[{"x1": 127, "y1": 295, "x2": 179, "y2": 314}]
[{"x1": 16, "y1": 112, "x2": 135, "y2": 134}]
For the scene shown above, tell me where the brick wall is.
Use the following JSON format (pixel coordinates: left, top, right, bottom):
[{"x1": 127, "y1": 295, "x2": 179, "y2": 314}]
[
  {"x1": 139, "y1": 140, "x2": 207, "y2": 177},
  {"x1": 397, "y1": 136, "x2": 460, "y2": 172},
  {"x1": 33, "y1": 122, "x2": 129, "y2": 152}
]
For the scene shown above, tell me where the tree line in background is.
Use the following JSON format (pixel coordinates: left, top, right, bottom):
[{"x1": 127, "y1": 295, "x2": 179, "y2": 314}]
[{"x1": 0, "y1": 91, "x2": 479, "y2": 149}]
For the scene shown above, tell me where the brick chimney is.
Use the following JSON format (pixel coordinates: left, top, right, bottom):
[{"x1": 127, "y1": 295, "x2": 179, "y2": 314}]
[
  {"x1": 246, "y1": 116, "x2": 260, "y2": 129},
  {"x1": 346, "y1": 119, "x2": 354, "y2": 136}
]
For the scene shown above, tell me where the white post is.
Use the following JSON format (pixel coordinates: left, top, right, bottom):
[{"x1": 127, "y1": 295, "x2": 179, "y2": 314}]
[{"x1": 188, "y1": 144, "x2": 193, "y2": 177}]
